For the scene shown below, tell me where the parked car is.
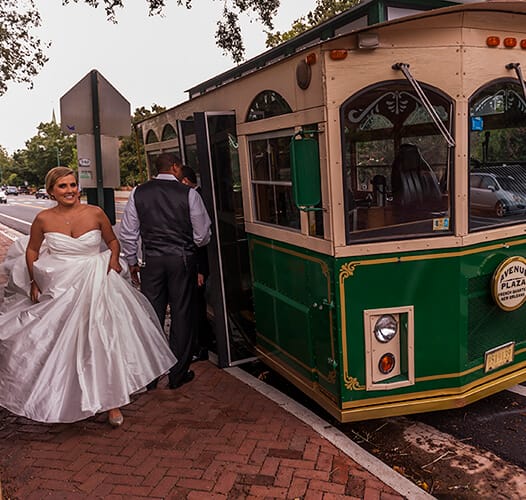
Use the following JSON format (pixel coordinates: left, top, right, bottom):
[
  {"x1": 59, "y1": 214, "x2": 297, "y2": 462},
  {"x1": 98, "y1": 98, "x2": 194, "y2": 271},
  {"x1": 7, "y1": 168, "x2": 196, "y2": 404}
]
[
  {"x1": 5, "y1": 186, "x2": 18, "y2": 196},
  {"x1": 35, "y1": 188, "x2": 50, "y2": 200},
  {"x1": 18, "y1": 186, "x2": 30, "y2": 195},
  {"x1": 0, "y1": 189, "x2": 7, "y2": 204},
  {"x1": 470, "y1": 172, "x2": 526, "y2": 217}
]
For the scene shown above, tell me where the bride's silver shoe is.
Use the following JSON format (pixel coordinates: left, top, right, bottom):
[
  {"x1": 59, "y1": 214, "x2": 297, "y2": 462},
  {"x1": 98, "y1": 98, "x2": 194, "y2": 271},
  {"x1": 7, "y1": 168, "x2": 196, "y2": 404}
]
[{"x1": 108, "y1": 408, "x2": 124, "y2": 428}]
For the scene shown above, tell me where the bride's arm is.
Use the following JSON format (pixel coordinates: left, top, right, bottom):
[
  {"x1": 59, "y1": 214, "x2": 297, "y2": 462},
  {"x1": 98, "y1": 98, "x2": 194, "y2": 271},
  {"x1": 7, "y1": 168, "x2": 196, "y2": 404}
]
[
  {"x1": 99, "y1": 208, "x2": 122, "y2": 274},
  {"x1": 26, "y1": 215, "x2": 45, "y2": 302}
]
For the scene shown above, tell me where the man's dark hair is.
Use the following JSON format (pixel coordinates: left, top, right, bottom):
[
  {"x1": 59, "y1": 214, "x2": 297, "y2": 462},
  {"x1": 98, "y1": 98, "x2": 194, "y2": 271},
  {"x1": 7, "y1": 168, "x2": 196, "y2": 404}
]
[
  {"x1": 181, "y1": 165, "x2": 197, "y2": 185},
  {"x1": 155, "y1": 152, "x2": 182, "y2": 173}
]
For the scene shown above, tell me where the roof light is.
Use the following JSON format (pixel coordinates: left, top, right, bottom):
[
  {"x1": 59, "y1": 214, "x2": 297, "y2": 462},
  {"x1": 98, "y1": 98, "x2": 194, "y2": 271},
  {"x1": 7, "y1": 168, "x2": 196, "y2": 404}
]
[
  {"x1": 306, "y1": 53, "x2": 317, "y2": 65},
  {"x1": 504, "y1": 37, "x2": 517, "y2": 48},
  {"x1": 487, "y1": 36, "x2": 500, "y2": 47},
  {"x1": 330, "y1": 49, "x2": 348, "y2": 60}
]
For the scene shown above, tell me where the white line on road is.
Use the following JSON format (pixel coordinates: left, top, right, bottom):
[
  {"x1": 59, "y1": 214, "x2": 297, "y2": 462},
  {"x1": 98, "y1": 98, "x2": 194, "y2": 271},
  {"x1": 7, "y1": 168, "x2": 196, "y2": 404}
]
[{"x1": 0, "y1": 213, "x2": 31, "y2": 226}]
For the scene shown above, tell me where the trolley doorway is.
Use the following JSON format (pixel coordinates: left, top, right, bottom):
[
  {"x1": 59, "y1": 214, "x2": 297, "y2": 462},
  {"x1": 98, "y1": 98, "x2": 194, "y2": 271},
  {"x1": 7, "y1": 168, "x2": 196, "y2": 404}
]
[{"x1": 185, "y1": 112, "x2": 256, "y2": 367}]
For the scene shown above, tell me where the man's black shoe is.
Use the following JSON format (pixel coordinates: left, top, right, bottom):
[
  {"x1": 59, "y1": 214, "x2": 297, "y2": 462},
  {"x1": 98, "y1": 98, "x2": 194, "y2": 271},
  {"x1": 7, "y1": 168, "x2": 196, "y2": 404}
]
[
  {"x1": 169, "y1": 370, "x2": 195, "y2": 389},
  {"x1": 146, "y1": 378, "x2": 159, "y2": 391},
  {"x1": 191, "y1": 349, "x2": 209, "y2": 363}
]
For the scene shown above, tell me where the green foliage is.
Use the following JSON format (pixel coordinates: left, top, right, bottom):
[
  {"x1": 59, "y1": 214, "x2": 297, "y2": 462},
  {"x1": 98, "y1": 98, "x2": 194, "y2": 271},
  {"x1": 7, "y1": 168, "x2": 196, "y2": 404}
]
[
  {"x1": 0, "y1": 105, "x2": 164, "y2": 189},
  {"x1": 0, "y1": 146, "x2": 10, "y2": 184},
  {"x1": 9, "y1": 122, "x2": 76, "y2": 187},
  {"x1": 119, "y1": 105, "x2": 166, "y2": 187},
  {"x1": 266, "y1": 0, "x2": 359, "y2": 47},
  {"x1": 0, "y1": 0, "x2": 49, "y2": 96},
  {"x1": 64, "y1": 0, "x2": 280, "y2": 63}
]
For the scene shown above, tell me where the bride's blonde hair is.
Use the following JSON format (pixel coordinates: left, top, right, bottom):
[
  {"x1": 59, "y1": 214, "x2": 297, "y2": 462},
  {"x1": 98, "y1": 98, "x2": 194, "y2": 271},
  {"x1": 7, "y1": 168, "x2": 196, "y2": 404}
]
[{"x1": 45, "y1": 167, "x2": 76, "y2": 195}]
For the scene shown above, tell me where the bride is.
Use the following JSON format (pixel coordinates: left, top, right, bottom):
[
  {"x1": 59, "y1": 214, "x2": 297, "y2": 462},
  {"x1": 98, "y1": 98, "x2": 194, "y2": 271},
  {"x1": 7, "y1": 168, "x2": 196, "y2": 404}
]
[{"x1": 0, "y1": 167, "x2": 177, "y2": 426}]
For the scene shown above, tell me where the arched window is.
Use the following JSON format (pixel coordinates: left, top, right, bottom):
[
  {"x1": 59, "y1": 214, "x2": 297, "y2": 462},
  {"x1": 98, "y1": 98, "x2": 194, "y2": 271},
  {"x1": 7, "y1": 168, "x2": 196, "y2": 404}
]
[
  {"x1": 161, "y1": 124, "x2": 177, "y2": 141},
  {"x1": 341, "y1": 80, "x2": 454, "y2": 242},
  {"x1": 246, "y1": 90, "x2": 292, "y2": 122},
  {"x1": 469, "y1": 79, "x2": 526, "y2": 231},
  {"x1": 145, "y1": 130, "x2": 159, "y2": 144}
]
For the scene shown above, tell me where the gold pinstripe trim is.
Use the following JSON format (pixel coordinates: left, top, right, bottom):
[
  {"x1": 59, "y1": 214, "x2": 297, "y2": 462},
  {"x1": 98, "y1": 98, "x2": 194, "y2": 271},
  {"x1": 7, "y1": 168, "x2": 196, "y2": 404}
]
[
  {"x1": 339, "y1": 238, "x2": 526, "y2": 388},
  {"x1": 257, "y1": 332, "x2": 335, "y2": 384}
]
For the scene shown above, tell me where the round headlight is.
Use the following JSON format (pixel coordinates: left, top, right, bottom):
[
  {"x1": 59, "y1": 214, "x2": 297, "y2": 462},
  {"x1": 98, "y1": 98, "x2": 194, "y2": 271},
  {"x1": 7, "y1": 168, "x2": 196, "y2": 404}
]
[{"x1": 374, "y1": 314, "x2": 398, "y2": 343}]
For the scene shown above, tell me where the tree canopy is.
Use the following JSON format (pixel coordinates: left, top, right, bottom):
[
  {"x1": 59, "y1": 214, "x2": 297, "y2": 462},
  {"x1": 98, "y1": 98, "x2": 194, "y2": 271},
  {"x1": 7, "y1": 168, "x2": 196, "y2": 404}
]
[
  {"x1": 266, "y1": 0, "x2": 359, "y2": 47},
  {"x1": 1, "y1": 105, "x2": 163, "y2": 188},
  {"x1": 64, "y1": 0, "x2": 281, "y2": 63},
  {"x1": 0, "y1": 1, "x2": 285, "y2": 97},
  {"x1": 0, "y1": 0, "x2": 49, "y2": 96}
]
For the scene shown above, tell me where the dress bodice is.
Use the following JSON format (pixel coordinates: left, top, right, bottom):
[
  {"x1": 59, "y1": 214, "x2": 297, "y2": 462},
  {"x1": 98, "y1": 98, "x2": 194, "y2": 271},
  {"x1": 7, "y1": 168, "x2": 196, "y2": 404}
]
[{"x1": 44, "y1": 229, "x2": 102, "y2": 256}]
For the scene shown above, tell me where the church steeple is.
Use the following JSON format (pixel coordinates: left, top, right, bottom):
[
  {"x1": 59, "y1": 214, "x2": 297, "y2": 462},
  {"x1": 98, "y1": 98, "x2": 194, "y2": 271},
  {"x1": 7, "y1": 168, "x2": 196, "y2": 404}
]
[{"x1": 52, "y1": 109, "x2": 57, "y2": 124}]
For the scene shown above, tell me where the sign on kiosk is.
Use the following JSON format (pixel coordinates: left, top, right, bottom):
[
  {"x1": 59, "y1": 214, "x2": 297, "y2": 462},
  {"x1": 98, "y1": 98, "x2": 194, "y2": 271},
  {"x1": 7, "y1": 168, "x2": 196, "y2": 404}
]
[{"x1": 77, "y1": 135, "x2": 120, "y2": 189}]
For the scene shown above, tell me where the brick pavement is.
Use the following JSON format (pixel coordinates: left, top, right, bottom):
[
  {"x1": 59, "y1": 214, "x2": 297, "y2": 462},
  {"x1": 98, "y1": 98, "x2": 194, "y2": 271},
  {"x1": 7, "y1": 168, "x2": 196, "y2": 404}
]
[{"x1": 0, "y1": 227, "x2": 413, "y2": 499}]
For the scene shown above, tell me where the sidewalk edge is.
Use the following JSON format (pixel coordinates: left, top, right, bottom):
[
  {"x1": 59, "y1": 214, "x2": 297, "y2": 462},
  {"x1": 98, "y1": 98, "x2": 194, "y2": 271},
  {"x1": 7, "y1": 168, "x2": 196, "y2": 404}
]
[{"x1": 226, "y1": 366, "x2": 435, "y2": 500}]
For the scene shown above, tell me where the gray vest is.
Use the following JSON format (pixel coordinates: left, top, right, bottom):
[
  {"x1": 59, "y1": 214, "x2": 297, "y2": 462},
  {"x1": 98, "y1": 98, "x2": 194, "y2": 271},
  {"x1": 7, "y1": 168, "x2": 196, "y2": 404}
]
[{"x1": 134, "y1": 178, "x2": 196, "y2": 257}]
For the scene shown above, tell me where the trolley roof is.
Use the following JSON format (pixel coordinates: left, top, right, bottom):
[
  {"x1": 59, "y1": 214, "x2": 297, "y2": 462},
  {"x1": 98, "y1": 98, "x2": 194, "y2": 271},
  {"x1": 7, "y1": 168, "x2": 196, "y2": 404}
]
[{"x1": 185, "y1": 0, "x2": 526, "y2": 99}]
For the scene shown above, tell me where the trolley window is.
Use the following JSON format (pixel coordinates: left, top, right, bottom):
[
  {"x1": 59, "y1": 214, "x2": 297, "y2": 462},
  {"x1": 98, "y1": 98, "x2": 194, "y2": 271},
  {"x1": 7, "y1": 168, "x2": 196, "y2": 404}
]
[
  {"x1": 249, "y1": 130, "x2": 300, "y2": 230},
  {"x1": 469, "y1": 80, "x2": 526, "y2": 229},
  {"x1": 341, "y1": 80, "x2": 454, "y2": 243},
  {"x1": 246, "y1": 90, "x2": 292, "y2": 122}
]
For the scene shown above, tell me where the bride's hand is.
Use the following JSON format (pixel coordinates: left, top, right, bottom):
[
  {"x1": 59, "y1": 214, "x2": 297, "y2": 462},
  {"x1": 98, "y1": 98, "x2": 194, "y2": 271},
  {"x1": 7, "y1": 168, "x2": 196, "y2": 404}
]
[
  {"x1": 108, "y1": 258, "x2": 122, "y2": 274},
  {"x1": 30, "y1": 281, "x2": 41, "y2": 303}
]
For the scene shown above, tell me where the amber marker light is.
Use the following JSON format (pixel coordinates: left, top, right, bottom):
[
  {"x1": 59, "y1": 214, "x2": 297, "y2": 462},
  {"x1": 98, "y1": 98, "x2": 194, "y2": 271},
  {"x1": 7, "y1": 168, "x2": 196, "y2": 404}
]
[
  {"x1": 504, "y1": 37, "x2": 517, "y2": 48},
  {"x1": 486, "y1": 36, "x2": 500, "y2": 47},
  {"x1": 378, "y1": 353, "x2": 396, "y2": 375},
  {"x1": 306, "y1": 53, "x2": 317, "y2": 65},
  {"x1": 330, "y1": 49, "x2": 348, "y2": 60},
  {"x1": 521, "y1": 39, "x2": 526, "y2": 49}
]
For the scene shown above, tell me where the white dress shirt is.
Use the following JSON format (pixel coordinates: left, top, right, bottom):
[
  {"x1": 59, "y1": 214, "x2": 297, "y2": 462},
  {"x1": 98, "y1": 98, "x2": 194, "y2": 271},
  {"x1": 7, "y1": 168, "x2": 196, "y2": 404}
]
[{"x1": 119, "y1": 174, "x2": 212, "y2": 265}]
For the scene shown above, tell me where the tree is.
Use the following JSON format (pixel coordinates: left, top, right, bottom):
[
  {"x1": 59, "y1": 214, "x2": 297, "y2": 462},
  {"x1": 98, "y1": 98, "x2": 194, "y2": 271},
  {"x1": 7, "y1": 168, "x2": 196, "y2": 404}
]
[
  {"x1": 0, "y1": 0, "x2": 48, "y2": 96},
  {"x1": 266, "y1": 0, "x2": 359, "y2": 47},
  {"x1": 1, "y1": 1, "x2": 293, "y2": 96},
  {"x1": 64, "y1": 0, "x2": 281, "y2": 63},
  {"x1": 11, "y1": 122, "x2": 76, "y2": 187},
  {"x1": 119, "y1": 105, "x2": 166, "y2": 187},
  {"x1": 0, "y1": 146, "x2": 11, "y2": 185}
]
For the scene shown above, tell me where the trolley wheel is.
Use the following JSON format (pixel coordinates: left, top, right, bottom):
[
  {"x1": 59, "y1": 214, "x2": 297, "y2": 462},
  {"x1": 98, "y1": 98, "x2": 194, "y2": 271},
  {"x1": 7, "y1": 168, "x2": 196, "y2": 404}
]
[{"x1": 495, "y1": 200, "x2": 506, "y2": 217}]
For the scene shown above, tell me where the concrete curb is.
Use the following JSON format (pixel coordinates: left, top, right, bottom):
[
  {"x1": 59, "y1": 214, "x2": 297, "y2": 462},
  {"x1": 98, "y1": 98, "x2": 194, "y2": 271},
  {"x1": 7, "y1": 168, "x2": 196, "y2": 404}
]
[{"x1": 226, "y1": 366, "x2": 435, "y2": 500}]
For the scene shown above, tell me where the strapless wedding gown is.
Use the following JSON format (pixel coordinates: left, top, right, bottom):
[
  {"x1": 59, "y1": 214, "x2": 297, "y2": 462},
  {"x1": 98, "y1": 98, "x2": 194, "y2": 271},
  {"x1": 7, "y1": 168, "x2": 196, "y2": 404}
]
[{"x1": 0, "y1": 229, "x2": 176, "y2": 423}]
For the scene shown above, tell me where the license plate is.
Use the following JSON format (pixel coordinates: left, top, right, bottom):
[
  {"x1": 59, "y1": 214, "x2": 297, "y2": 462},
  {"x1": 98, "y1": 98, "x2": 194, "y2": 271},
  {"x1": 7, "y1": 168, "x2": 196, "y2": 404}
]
[{"x1": 484, "y1": 342, "x2": 515, "y2": 373}]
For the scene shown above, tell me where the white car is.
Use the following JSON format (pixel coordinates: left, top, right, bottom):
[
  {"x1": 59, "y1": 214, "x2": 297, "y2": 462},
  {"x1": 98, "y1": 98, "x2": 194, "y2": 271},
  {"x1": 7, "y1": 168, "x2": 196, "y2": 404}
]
[{"x1": 0, "y1": 189, "x2": 7, "y2": 204}]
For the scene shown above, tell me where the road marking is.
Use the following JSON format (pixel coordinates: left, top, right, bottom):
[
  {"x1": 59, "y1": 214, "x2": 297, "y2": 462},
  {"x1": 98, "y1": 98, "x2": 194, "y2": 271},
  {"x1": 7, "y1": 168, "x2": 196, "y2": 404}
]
[
  {"x1": 507, "y1": 384, "x2": 526, "y2": 397},
  {"x1": 0, "y1": 213, "x2": 31, "y2": 226}
]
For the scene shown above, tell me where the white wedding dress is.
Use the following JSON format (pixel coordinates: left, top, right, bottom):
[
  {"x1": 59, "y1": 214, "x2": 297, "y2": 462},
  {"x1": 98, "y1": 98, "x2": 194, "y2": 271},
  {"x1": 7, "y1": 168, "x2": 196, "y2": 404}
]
[{"x1": 0, "y1": 229, "x2": 177, "y2": 423}]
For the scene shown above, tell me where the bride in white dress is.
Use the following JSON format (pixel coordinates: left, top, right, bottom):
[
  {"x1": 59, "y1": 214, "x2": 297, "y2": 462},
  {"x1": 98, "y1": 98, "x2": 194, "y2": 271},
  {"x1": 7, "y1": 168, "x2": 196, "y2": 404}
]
[{"x1": 0, "y1": 167, "x2": 177, "y2": 426}]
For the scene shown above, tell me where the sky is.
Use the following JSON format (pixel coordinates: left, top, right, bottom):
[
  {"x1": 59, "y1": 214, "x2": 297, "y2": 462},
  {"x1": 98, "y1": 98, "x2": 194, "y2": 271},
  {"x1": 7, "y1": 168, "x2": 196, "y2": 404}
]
[{"x1": 0, "y1": 0, "x2": 317, "y2": 154}]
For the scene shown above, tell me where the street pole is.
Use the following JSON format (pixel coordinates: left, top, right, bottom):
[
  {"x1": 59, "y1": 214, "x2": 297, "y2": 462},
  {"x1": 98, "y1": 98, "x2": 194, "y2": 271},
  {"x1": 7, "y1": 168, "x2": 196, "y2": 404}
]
[
  {"x1": 56, "y1": 147, "x2": 60, "y2": 167},
  {"x1": 90, "y1": 70, "x2": 105, "y2": 210}
]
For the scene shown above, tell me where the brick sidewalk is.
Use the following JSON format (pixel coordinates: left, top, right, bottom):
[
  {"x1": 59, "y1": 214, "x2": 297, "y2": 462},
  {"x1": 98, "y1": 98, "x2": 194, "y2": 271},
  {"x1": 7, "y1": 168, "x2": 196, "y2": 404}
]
[{"x1": 0, "y1": 228, "x2": 413, "y2": 499}]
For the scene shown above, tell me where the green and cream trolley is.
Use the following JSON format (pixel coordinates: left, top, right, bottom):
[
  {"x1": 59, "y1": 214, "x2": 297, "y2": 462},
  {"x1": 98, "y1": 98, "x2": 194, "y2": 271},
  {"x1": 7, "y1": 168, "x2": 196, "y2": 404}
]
[{"x1": 136, "y1": 0, "x2": 526, "y2": 421}]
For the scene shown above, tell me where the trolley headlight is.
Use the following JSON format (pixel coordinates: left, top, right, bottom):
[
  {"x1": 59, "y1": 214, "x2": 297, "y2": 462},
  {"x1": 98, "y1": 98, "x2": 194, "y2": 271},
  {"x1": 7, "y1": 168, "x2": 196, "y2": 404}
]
[
  {"x1": 378, "y1": 353, "x2": 396, "y2": 374},
  {"x1": 373, "y1": 314, "x2": 398, "y2": 343}
]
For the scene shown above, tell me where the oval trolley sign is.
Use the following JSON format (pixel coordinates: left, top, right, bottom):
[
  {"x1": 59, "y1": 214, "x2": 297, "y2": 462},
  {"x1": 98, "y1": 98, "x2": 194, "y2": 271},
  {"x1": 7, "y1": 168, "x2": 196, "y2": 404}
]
[{"x1": 492, "y1": 256, "x2": 526, "y2": 311}]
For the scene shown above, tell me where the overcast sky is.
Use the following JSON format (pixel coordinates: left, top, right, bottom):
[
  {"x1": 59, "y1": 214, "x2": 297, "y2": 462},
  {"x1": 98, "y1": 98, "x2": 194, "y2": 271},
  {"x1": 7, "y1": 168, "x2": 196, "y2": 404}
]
[{"x1": 0, "y1": 0, "x2": 317, "y2": 154}]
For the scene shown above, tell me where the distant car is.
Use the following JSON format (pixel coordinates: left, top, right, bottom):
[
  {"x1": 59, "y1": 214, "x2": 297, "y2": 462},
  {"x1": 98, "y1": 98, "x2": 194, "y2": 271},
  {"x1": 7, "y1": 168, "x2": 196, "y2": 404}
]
[
  {"x1": 470, "y1": 172, "x2": 526, "y2": 217},
  {"x1": 18, "y1": 186, "x2": 30, "y2": 195},
  {"x1": 5, "y1": 186, "x2": 18, "y2": 195},
  {"x1": 0, "y1": 190, "x2": 7, "y2": 204},
  {"x1": 35, "y1": 188, "x2": 50, "y2": 200}
]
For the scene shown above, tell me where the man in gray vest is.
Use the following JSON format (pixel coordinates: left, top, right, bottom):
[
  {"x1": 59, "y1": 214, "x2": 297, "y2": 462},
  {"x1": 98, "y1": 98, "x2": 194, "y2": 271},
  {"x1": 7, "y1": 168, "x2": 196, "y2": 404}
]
[{"x1": 120, "y1": 152, "x2": 211, "y2": 389}]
